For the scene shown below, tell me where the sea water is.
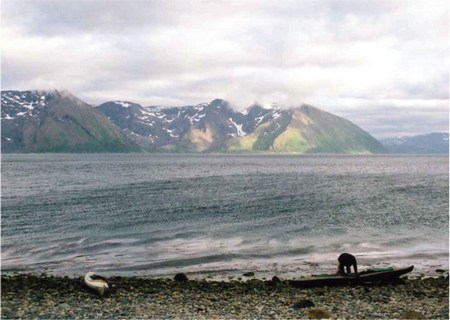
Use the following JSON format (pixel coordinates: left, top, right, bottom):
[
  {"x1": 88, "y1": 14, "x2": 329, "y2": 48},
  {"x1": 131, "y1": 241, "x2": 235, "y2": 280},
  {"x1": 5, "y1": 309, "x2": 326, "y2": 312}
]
[{"x1": 1, "y1": 154, "x2": 448, "y2": 278}]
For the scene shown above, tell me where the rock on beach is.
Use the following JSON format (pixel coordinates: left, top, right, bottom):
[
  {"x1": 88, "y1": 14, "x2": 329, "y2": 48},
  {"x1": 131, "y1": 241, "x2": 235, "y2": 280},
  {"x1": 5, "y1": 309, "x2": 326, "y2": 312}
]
[{"x1": 1, "y1": 274, "x2": 448, "y2": 319}]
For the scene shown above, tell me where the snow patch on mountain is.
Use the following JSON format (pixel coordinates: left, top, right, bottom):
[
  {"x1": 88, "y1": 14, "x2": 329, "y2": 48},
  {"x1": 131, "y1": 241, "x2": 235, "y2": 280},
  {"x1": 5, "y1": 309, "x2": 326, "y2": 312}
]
[
  {"x1": 272, "y1": 109, "x2": 282, "y2": 119},
  {"x1": 228, "y1": 118, "x2": 246, "y2": 137},
  {"x1": 114, "y1": 101, "x2": 132, "y2": 108},
  {"x1": 1, "y1": 90, "x2": 57, "y2": 120},
  {"x1": 185, "y1": 103, "x2": 207, "y2": 124}
]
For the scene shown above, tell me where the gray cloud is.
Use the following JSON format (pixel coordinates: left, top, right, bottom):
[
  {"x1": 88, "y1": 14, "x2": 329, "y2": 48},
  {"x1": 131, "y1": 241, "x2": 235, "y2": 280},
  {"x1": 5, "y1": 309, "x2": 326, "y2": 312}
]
[
  {"x1": 2, "y1": 1, "x2": 167, "y2": 35},
  {"x1": 1, "y1": 0, "x2": 448, "y2": 138},
  {"x1": 324, "y1": 98, "x2": 449, "y2": 138}
]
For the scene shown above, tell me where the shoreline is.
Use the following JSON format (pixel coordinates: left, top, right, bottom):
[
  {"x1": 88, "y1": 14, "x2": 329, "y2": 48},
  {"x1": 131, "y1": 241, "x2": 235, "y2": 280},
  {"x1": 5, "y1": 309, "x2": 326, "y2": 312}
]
[
  {"x1": 1, "y1": 262, "x2": 448, "y2": 282},
  {"x1": 2, "y1": 273, "x2": 448, "y2": 319}
]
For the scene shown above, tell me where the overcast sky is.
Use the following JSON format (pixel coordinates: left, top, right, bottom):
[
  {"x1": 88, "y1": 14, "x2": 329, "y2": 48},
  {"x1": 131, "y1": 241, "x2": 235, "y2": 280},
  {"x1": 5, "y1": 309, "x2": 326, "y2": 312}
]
[{"x1": 2, "y1": 0, "x2": 448, "y2": 138}]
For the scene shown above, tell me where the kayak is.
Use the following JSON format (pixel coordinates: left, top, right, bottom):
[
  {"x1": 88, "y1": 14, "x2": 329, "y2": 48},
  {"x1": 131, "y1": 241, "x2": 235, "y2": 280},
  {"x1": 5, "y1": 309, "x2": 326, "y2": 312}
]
[
  {"x1": 289, "y1": 265, "x2": 414, "y2": 288},
  {"x1": 84, "y1": 271, "x2": 110, "y2": 295}
]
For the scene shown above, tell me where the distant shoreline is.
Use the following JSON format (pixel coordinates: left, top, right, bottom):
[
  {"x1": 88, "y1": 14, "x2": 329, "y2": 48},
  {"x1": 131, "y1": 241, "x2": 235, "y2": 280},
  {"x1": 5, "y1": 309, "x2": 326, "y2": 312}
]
[{"x1": 1, "y1": 152, "x2": 449, "y2": 155}]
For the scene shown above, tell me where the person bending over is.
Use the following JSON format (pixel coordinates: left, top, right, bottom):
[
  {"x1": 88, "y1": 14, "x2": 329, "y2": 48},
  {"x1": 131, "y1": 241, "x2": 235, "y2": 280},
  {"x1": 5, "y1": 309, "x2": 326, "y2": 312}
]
[{"x1": 337, "y1": 253, "x2": 358, "y2": 276}]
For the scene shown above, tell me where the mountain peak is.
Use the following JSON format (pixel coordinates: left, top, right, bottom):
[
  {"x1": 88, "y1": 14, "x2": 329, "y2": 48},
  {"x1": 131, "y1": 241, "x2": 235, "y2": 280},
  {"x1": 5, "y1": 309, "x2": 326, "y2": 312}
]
[
  {"x1": 298, "y1": 103, "x2": 321, "y2": 112},
  {"x1": 111, "y1": 101, "x2": 137, "y2": 108},
  {"x1": 209, "y1": 99, "x2": 231, "y2": 108},
  {"x1": 245, "y1": 103, "x2": 265, "y2": 114},
  {"x1": 1, "y1": 90, "x2": 62, "y2": 121},
  {"x1": 1, "y1": 90, "x2": 139, "y2": 152}
]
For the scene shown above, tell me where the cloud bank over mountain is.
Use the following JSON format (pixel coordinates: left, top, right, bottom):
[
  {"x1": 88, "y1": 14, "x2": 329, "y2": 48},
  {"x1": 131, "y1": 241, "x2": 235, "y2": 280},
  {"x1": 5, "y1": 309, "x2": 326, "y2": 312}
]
[{"x1": 2, "y1": 0, "x2": 448, "y2": 138}]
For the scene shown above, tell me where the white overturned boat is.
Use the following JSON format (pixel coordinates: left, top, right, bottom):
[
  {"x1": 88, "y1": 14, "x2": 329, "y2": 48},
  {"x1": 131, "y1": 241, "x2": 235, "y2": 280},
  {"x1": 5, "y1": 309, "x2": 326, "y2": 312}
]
[{"x1": 84, "y1": 271, "x2": 109, "y2": 295}]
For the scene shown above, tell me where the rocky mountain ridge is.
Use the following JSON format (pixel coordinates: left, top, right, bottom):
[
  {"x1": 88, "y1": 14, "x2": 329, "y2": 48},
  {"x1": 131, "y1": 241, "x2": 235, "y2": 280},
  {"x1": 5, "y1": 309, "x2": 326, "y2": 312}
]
[
  {"x1": 2, "y1": 90, "x2": 385, "y2": 154},
  {"x1": 1, "y1": 90, "x2": 139, "y2": 153},
  {"x1": 97, "y1": 98, "x2": 284, "y2": 152},
  {"x1": 97, "y1": 98, "x2": 385, "y2": 154},
  {"x1": 380, "y1": 133, "x2": 449, "y2": 154}
]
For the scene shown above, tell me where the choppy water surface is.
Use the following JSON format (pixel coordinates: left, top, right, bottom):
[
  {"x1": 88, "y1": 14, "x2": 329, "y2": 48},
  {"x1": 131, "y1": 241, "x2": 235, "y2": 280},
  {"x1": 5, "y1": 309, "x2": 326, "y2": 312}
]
[{"x1": 1, "y1": 154, "x2": 448, "y2": 277}]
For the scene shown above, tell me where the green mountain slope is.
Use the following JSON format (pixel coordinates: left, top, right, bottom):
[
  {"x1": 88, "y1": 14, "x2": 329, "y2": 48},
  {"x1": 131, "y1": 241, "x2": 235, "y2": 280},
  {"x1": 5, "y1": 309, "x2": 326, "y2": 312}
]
[
  {"x1": 2, "y1": 90, "x2": 140, "y2": 153},
  {"x1": 226, "y1": 104, "x2": 385, "y2": 154}
]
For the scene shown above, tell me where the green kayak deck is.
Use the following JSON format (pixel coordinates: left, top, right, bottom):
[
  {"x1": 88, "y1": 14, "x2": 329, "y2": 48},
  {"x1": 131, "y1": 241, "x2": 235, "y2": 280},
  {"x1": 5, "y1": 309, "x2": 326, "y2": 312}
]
[{"x1": 289, "y1": 265, "x2": 414, "y2": 288}]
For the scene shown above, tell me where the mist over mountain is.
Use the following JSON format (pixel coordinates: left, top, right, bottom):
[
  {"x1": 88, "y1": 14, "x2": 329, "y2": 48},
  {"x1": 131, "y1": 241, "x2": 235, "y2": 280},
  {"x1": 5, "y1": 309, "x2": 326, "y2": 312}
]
[{"x1": 380, "y1": 133, "x2": 449, "y2": 154}]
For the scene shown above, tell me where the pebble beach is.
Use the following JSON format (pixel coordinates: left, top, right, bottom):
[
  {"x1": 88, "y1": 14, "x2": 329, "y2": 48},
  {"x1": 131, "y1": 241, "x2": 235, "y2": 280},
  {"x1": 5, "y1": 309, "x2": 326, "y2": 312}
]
[{"x1": 1, "y1": 273, "x2": 448, "y2": 319}]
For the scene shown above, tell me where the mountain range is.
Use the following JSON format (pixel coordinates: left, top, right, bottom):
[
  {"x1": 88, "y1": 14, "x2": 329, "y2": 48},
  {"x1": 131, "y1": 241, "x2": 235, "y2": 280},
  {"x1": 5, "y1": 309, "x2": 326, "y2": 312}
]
[
  {"x1": 97, "y1": 98, "x2": 385, "y2": 154},
  {"x1": 2, "y1": 90, "x2": 447, "y2": 154},
  {"x1": 380, "y1": 133, "x2": 449, "y2": 154}
]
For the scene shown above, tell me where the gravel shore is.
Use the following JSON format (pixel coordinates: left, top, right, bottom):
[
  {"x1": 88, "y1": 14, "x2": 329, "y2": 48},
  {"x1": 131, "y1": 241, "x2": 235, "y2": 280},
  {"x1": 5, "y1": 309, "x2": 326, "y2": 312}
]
[{"x1": 1, "y1": 273, "x2": 448, "y2": 319}]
